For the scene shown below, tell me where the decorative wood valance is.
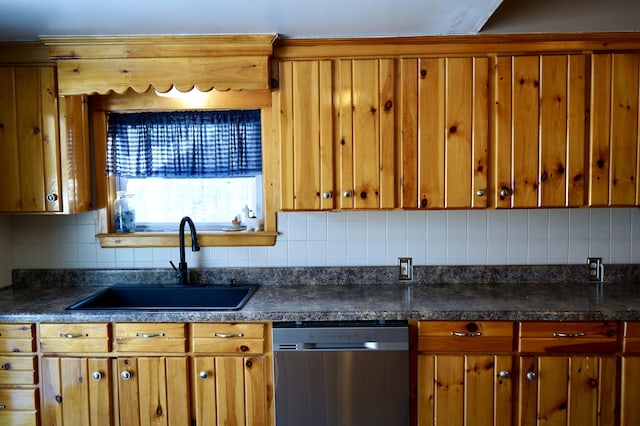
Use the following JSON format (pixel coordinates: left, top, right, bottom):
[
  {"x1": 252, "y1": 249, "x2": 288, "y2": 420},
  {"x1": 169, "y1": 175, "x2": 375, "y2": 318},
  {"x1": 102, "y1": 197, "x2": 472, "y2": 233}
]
[{"x1": 41, "y1": 35, "x2": 277, "y2": 95}]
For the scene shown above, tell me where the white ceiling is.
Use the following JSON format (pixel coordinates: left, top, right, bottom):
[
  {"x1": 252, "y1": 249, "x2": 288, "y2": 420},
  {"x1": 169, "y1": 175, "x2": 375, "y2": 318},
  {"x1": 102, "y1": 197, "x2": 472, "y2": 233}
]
[{"x1": 0, "y1": 0, "x2": 639, "y2": 42}]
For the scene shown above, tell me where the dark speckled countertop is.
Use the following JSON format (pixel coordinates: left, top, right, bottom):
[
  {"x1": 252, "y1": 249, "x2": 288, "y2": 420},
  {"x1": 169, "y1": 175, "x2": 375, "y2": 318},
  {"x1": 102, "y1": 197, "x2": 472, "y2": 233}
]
[{"x1": 1, "y1": 266, "x2": 639, "y2": 323}]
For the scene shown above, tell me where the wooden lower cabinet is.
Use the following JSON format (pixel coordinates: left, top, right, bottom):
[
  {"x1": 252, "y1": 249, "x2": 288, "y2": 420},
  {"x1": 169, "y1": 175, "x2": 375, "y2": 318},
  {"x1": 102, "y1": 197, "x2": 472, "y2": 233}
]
[
  {"x1": 517, "y1": 354, "x2": 617, "y2": 426},
  {"x1": 117, "y1": 357, "x2": 190, "y2": 426},
  {"x1": 621, "y1": 321, "x2": 640, "y2": 425},
  {"x1": 41, "y1": 357, "x2": 113, "y2": 426},
  {"x1": 193, "y1": 355, "x2": 269, "y2": 426},
  {"x1": 37, "y1": 322, "x2": 273, "y2": 426},
  {"x1": 418, "y1": 353, "x2": 514, "y2": 426},
  {"x1": 416, "y1": 321, "x2": 515, "y2": 426}
]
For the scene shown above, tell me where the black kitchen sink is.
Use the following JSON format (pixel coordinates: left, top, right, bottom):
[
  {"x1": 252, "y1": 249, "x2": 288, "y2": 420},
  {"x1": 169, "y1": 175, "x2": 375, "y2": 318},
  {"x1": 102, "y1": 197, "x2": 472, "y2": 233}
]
[{"x1": 66, "y1": 284, "x2": 259, "y2": 311}]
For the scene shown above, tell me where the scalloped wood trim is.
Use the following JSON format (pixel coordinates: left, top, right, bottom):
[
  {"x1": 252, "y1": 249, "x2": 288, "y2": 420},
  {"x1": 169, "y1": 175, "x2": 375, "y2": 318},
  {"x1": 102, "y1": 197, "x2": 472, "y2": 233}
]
[
  {"x1": 42, "y1": 35, "x2": 277, "y2": 95},
  {"x1": 97, "y1": 231, "x2": 278, "y2": 248}
]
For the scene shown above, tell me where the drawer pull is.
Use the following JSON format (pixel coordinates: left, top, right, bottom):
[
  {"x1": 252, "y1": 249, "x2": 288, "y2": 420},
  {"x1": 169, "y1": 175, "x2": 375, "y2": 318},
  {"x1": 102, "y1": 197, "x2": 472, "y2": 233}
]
[
  {"x1": 135, "y1": 333, "x2": 165, "y2": 338},
  {"x1": 0, "y1": 405, "x2": 5, "y2": 409},
  {"x1": 60, "y1": 333, "x2": 88, "y2": 338},
  {"x1": 450, "y1": 331, "x2": 482, "y2": 337},
  {"x1": 0, "y1": 363, "x2": 10, "y2": 370},
  {"x1": 553, "y1": 332, "x2": 586, "y2": 338},
  {"x1": 214, "y1": 333, "x2": 244, "y2": 338}
]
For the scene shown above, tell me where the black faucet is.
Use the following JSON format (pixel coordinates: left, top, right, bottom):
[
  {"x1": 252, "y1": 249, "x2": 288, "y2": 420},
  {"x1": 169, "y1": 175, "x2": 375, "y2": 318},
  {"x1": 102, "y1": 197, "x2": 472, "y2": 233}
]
[{"x1": 175, "y1": 216, "x2": 200, "y2": 285}]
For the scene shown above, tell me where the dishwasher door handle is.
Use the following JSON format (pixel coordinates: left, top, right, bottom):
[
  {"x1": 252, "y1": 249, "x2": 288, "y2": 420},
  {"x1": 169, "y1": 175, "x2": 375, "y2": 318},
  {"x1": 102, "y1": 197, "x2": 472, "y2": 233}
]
[{"x1": 302, "y1": 341, "x2": 379, "y2": 350}]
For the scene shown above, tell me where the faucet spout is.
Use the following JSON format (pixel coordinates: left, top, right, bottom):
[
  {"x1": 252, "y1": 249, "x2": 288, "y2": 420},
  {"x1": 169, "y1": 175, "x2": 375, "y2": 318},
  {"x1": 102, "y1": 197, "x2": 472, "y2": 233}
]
[{"x1": 177, "y1": 216, "x2": 200, "y2": 285}]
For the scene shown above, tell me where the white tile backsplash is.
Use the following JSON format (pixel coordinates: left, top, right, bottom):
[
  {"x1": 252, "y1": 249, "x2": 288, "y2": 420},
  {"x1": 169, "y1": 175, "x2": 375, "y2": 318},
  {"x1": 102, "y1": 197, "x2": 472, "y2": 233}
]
[{"x1": 1, "y1": 207, "x2": 640, "y2": 285}]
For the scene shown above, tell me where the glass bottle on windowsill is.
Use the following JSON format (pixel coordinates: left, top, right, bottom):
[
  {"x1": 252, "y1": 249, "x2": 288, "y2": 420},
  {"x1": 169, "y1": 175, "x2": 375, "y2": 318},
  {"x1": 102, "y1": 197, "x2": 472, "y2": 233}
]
[{"x1": 114, "y1": 191, "x2": 136, "y2": 233}]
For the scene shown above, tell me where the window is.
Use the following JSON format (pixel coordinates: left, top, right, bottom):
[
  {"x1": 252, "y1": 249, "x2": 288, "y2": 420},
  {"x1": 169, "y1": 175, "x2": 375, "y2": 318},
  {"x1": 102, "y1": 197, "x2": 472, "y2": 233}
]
[{"x1": 106, "y1": 109, "x2": 263, "y2": 232}]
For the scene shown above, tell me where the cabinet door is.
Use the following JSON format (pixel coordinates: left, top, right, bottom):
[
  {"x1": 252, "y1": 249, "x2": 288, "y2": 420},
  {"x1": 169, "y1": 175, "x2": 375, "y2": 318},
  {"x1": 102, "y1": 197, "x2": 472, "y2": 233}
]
[
  {"x1": 0, "y1": 66, "x2": 60, "y2": 212},
  {"x1": 193, "y1": 355, "x2": 268, "y2": 426},
  {"x1": 41, "y1": 357, "x2": 113, "y2": 426},
  {"x1": 621, "y1": 356, "x2": 640, "y2": 425},
  {"x1": 401, "y1": 57, "x2": 489, "y2": 209},
  {"x1": 417, "y1": 353, "x2": 513, "y2": 426},
  {"x1": 117, "y1": 357, "x2": 190, "y2": 426},
  {"x1": 493, "y1": 55, "x2": 589, "y2": 208},
  {"x1": 518, "y1": 355, "x2": 617, "y2": 426},
  {"x1": 590, "y1": 52, "x2": 640, "y2": 206},
  {"x1": 277, "y1": 59, "x2": 334, "y2": 210}
]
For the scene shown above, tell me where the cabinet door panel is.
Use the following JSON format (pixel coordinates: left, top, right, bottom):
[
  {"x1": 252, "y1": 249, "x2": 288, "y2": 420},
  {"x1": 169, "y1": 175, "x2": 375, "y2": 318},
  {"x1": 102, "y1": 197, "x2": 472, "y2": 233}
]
[
  {"x1": 352, "y1": 59, "x2": 380, "y2": 208},
  {"x1": 215, "y1": 356, "x2": 246, "y2": 425},
  {"x1": 566, "y1": 55, "x2": 589, "y2": 207},
  {"x1": 0, "y1": 67, "x2": 20, "y2": 211},
  {"x1": 445, "y1": 58, "x2": 473, "y2": 208},
  {"x1": 621, "y1": 356, "x2": 640, "y2": 426},
  {"x1": 15, "y1": 67, "x2": 46, "y2": 212},
  {"x1": 41, "y1": 357, "x2": 113, "y2": 426},
  {"x1": 512, "y1": 56, "x2": 540, "y2": 208},
  {"x1": 379, "y1": 58, "x2": 396, "y2": 209},
  {"x1": 472, "y1": 57, "x2": 490, "y2": 208},
  {"x1": 334, "y1": 59, "x2": 354, "y2": 209},
  {"x1": 244, "y1": 356, "x2": 269, "y2": 426},
  {"x1": 493, "y1": 56, "x2": 514, "y2": 208},
  {"x1": 539, "y1": 56, "x2": 568, "y2": 207},
  {"x1": 418, "y1": 58, "x2": 445, "y2": 209},
  {"x1": 399, "y1": 58, "x2": 419, "y2": 208}
]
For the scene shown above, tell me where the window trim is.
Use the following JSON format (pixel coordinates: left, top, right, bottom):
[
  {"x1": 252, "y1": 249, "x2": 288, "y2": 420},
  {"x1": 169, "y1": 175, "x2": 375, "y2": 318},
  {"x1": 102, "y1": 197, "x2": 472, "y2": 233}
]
[{"x1": 91, "y1": 89, "x2": 279, "y2": 248}]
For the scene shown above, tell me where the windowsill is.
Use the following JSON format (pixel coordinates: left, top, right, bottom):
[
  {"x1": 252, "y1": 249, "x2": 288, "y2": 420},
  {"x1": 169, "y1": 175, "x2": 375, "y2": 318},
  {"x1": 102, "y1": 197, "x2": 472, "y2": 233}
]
[{"x1": 96, "y1": 231, "x2": 278, "y2": 248}]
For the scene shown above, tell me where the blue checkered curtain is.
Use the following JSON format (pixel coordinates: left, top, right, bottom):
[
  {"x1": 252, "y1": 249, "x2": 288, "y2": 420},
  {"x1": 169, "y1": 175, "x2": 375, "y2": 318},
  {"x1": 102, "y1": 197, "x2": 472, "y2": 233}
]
[{"x1": 106, "y1": 110, "x2": 262, "y2": 178}]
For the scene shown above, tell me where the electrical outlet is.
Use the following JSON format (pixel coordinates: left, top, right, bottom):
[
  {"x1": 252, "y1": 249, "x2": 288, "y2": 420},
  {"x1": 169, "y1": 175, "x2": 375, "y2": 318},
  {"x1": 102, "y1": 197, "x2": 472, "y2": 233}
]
[
  {"x1": 587, "y1": 257, "x2": 604, "y2": 281},
  {"x1": 399, "y1": 257, "x2": 413, "y2": 280}
]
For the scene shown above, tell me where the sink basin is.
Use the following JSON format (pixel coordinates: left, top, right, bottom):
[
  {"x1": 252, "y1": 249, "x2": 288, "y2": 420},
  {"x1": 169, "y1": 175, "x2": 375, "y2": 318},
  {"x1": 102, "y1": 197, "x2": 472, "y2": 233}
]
[{"x1": 66, "y1": 284, "x2": 259, "y2": 311}]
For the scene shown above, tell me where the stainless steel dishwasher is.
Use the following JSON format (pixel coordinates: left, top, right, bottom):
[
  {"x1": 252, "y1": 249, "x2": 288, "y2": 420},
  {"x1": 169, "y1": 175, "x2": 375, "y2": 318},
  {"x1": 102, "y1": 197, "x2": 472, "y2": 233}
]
[{"x1": 272, "y1": 320, "x2": 409, "y2": 426}]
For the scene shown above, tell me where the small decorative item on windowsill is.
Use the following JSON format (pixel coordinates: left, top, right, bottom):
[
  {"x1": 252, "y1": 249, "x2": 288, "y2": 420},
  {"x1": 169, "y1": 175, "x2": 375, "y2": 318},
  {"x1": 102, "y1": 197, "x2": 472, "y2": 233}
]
[{"x1": 114, "y1": 191, "x2": 136, "y2": 233}]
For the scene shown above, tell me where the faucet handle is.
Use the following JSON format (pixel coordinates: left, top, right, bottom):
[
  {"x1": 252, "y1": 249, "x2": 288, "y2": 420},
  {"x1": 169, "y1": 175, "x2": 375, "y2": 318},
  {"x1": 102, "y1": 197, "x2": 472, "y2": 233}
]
[{"x1": 169, "y1": 261, "x2": 178, "y2": 272}]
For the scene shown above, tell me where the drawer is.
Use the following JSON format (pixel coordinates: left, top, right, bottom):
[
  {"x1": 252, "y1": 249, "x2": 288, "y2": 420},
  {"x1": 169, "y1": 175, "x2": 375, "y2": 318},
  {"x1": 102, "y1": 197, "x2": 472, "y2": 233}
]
[
  {"x1": 114, "y1": 323, "x2": 187, "y2": 353},
  {"x1": 623, "y1": 321, "x2": 640, "y2": 353},
  {"x1": 0, "y1": 388, "x2": 38, "y2": 410},
  {"x1": 0, "y1": 356, "x2": 37, "y2": 385},
  {"x1": 0, "y1": 388, "x2": 38, "y2": 426},
  {"x1": 418, "y1": 321, "x2": 514, "y2": 352},
  {"x1": 192, "y1": 323, "x2": 265, "y2": 354},
  {"x1": 40, "y1": 323, "x2": 110, "y2": 353},
  {"x1": 0, "y1": 324, "x2": 35, "y2": 354},
  {"x1": 519, "y1": 321, "x2": 618, "y2": 353}
]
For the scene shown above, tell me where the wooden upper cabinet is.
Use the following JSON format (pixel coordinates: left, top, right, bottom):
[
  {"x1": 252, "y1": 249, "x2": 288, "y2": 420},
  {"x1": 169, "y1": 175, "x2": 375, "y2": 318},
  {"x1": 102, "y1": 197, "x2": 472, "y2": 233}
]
[
  {"x1": 590, "y1": 52, "x2": 640, "y2": 206},
  {"x1": 276, "y1": 58, "x2": 397, "y2": 210},
  {"x1": 401, "y1": 56, "x2": 489, "y2": 209},
  {"x1": 493, "y1": 54, "x2": 589, "y2": 208},
  {"x1": 0, "y1": 64, "x2": 91, "y2": 213}
]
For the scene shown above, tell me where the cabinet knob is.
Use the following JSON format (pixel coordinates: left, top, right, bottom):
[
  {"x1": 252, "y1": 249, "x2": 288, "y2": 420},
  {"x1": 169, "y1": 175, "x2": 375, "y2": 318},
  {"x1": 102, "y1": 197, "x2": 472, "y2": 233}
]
[
  {"x1": 526, "y1": 371, "x2": 537, "y2": 381},
  {"x1": 343, "y1": 190, "x2": 353, "y2": 198},
  {"x1": 120, "y1": 371, "x2": 132, "y2": 381},
  {"x1": 199, "y1": 371, "x2": 208, "y2": 379},
  {"x1": 498, "y1": 370, "x2": 510, "y2": 379},
  {"x1": 499, "y1": 186, "x2": 512, "y2": 200},
  {"x1": 322, "y1": 191, "x2": 333, "y2": 199},
  {"x1": 476, "y1": 189, "x2": 486, "y2": 197},
  {"x1": 46, "y1": 193, "x2": 58, "y2": 202},
  {"x1": 91, "y1": 371, "x2": 102, "y2": 381}
]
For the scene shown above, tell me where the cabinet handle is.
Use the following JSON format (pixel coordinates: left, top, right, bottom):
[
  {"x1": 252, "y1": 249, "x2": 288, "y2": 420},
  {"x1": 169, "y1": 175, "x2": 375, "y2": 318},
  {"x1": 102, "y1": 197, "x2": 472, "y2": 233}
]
[
  {"x1": 91, "y1": 371, "x2": 102, "y2": 381},
  {"x1": 322, "y1": 191, "x2": 333, "y2": 199},
  {"x1": 46, "y1": 193, "x2": 58, "y2": 202},
  {"x1": 553, "y1": 332, "x2": 586, "y2": 338},
  {"x1": 498, "y1": 370, "x2": 510, "y2": 379},
  {"x1": 60, "y1": 333, "x2": 88, "y2": 338},
  {"x1": 0, "y1": 363, "x2": 10, "y2": 370},
  {"x1": 0, "y1": 405, "x2": 5, "y2": 409},
  {"x1": 499, "y1": 186, "x2": 512, "y2": 200},
  {"x1": 450, "y1": 331, "x2": 482, "y2": 337},
  {"x1": 135, "y1": 333, "x2": 165, "y2": 338},
  {"x1": 199, "y1": 371, "x2": 208, "y2": 379},
  {"x1": 343, "y1": 190, "x2": 353, "y2": 198},
  {"x1": 214, "y1": 333, "x2": 244, "y2": 338},
  {"x1": 121, "y1": 371, "x2": 132, "y2": 381},
  {"x1": 526, "y1": 371, "x2": 537, "y2": 381}
]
